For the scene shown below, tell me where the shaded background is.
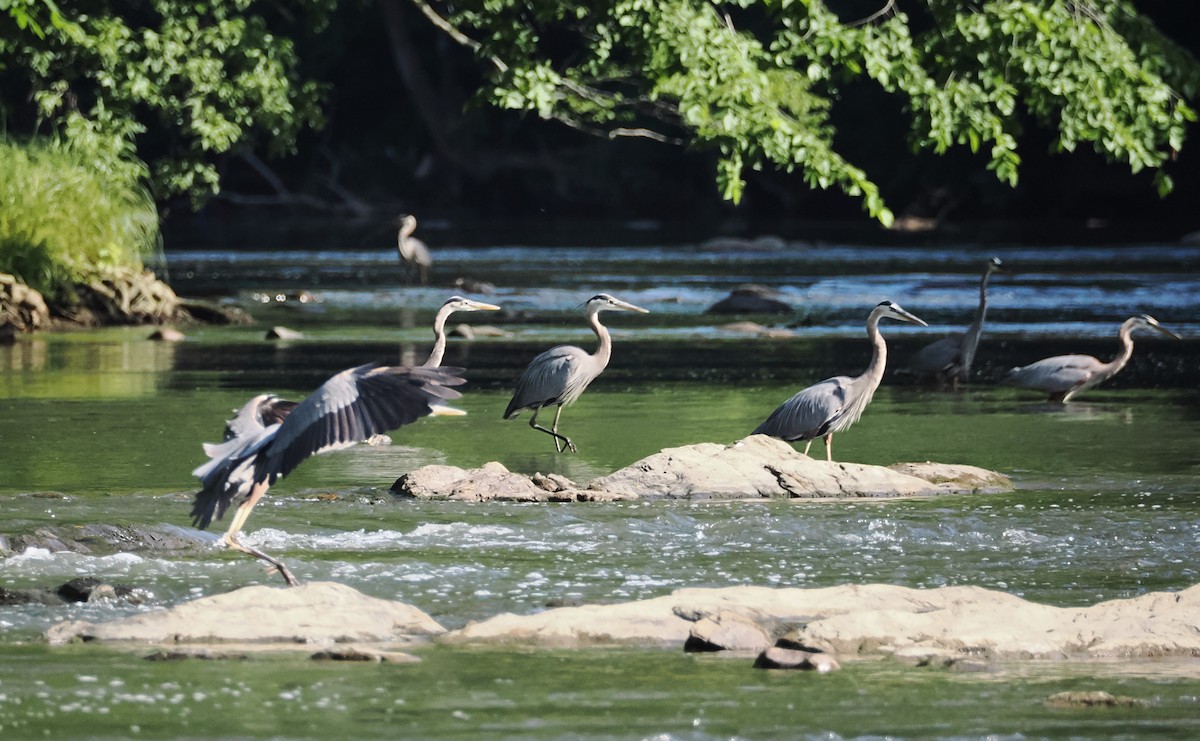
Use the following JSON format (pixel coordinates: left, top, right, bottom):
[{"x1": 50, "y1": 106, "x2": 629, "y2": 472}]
[{"x1": 162, "y1": 1, "x2": 1200, "y2": 248}]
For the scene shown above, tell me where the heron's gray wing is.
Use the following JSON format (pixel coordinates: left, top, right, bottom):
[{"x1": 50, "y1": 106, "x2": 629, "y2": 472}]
[
  {"x1": 753, "y1": 377, "x2": 849, "y2": 442},
  {"x1": 222, "y1": 395, "x2": 299, "y2": 441},
  {"x1": 1003, "y1": 355, "x2": 1098, "y2": 393},
  {"x1": 260, "y1": 363, "x2": 465, "y2": 481},
  {"x1": 907, "y1": 334, "x2": 962, "y2": 375},
  {"x1": 191, "y1": 426, "x2": 278, "y2": 529},
  {"x1": 504, "y1": 346, "x2": 584, "y2": 417}
]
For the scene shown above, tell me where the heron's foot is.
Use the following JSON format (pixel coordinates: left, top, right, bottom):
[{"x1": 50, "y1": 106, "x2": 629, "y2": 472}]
[
  {"x1": 223, "y1": 533, "x2": 301, "y2": 587},
  {"x1": 554, "y1": 436, "x2": 577, "y2": 453},
  {"x1": 265, "y1": 562, "x2": 301, "y2": 588}
]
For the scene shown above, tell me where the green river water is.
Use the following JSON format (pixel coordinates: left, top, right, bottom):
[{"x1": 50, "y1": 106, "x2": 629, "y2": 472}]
[{"x1": 2, "y1": 239, "x2": 1199, "y2": 738}]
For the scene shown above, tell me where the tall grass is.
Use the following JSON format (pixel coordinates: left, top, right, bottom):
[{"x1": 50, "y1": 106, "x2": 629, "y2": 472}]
[{"x1": 0, "y1": 138, "x2": 160, "y2": 300}]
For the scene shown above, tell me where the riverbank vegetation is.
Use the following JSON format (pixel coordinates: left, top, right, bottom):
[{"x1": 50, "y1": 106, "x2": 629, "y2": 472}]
[{"x1": 0, "y1": 138, "x2": 158, "y2": 301}]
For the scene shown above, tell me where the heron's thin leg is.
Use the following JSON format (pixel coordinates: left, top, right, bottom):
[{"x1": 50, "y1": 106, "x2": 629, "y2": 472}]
[
  {"x1": 550, "y1": 405, "x2": 576, "y2": 453},
  {"x1": 220, "y1": 481, "x2": 300, "y2": 588},
  {"x1": 528, "y1": 405, "x2": 576, "y2": 453},
  {"x1": 823, "y1": 434, "x2": 833, "y2": 463},
  {"x1": 803, "y1": 439, "x2": 813, "y2": 457}
]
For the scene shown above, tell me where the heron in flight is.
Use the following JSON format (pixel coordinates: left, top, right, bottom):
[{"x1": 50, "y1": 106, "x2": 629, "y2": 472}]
[
  {"x1": 192, "y1": 364, "x2": 465, "y2": 586},
  {"x1": 753, "y1": 301, "x2": 928, "y2": 461},
  {"x1": 905, "y1": 257, "x2": 1003, "y2": 388},
  {"x1": 424, "y1": 295, "x2": 501, "y2": 367},
  {"x1": 398, "y1": 214, "x2": 433, "y2": 285},
  {"x1": 1002, "y1": 314, "x2": 1181, "y2": 403},
  {"x1": 504, "y1": 293, "x2": 649, "y2": 452}
]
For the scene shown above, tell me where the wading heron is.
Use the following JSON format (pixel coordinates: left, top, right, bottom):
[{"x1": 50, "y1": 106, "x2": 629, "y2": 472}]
[
  {"x1": 905, "y1": 257, "x2": 1003, "y2": 388},
  {"x1": 424, "y1": 296, "x2": 501, "y2": 367},
  {"x1": 753, "y1": 301, "x2": 928, "y2": 461},
  {"x1": 191, "y1": 364, "x2": 465, "y2": 586},
  {"x1": 398, "y1": 214, "x2": 433, "y2": 285},
  {"x1": 1002, "y1": 314, "x2": 1181, "y2": 403},
  {"x1": 504, "y1": 293, "x2": 649, "y2": 452}
]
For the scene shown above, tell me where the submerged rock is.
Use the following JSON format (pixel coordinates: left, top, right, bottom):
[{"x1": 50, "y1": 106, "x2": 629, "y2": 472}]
[
  {"x1": 0, "y1": 523, "x2": 211, "y2": 557},
  {"x1": 754, "y1": 647, "x2": 841, "y2": 672},
  {"x1": 46, "y1": 581, "x2": 445, "y2": 646},
  {"x1": 441, "y1": 583, "x2": 1200, "y2": 659},
  {"x1": 148, "y1": 327, "x2": 186, "y2": 342},
  {"x1": 265, "y1": 325, "x2": 304, "y2": 340},
  {"x1": 705, "y1": 284, "x2": 793, "y2": 315},
  {"x1": 57, "y1": 577, "x2": 139, "y2": 604},
  {"x1": 1045, "y1": 691, "x2": 1147, "y2": 709}
]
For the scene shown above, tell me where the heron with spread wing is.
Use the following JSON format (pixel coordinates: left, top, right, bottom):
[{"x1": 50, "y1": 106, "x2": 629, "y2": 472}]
[{"x1": 192, "y1": 364, "x2": 465, "y2": 586}]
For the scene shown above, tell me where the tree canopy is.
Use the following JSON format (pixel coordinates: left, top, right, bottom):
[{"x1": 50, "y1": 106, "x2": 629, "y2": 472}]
[
  {"x1": 2, "y1": 0, "x2": 330, "y2": 205},
  {"x1": 415, "y1": 0, "x2": 1199, "y2": 225},
  {"x1": 2, "y1": 0, "x2": 1198, "y2": 225}
]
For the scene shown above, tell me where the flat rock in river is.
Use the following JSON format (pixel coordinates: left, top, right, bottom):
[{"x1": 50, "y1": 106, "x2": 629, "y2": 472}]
[
  {"x1": 46, "y1": 582, "x2": 444, "y2": 646},
  {"x1": 589, "y1": 435, "x2": 1011, "y2": 499},
  {"x1": 392, "y1": 461, "x2": 631, "y2": 502},
  {"x1": 441, "y1": 583, "x2": 1200, "y2": 659}
]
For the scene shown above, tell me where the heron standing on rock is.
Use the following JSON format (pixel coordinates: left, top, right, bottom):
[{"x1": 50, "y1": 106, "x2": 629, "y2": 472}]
[
  {"x1": 753, "y1": 301, "x2": 928, "y2": 461},
  {"x1": 192, "y1": 364, "x2": 465, "y2": 586},
  {"x1": 1002, "y1": 314, "x2": 1181, "y2": 403},
  {"x1": 504, "y1": 293, "x2": 649, "y2": 453}
]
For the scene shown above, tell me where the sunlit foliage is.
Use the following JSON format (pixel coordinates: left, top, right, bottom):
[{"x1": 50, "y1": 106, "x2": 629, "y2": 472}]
[
  {"x1": 1, "y1": 0, "x2": 332, "y2": 206},
  {"x1": 422, "y1": 0, "x2": 1199, "y2": 224},
  {"x1": 0, "y1": 137, "x2": 158, "y2": 299}
]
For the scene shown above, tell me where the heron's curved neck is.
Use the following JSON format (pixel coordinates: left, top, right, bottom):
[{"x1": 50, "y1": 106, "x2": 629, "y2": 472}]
[
  {"x1": 860, "y1": 312, "x2": 888, "y2": 388},
  {"x1": 971, "y1": 268, "x2": 993, "y2": 330},
  {"x1": 588, "y1": 309, "x2": 613, "y2": 366},
  {"x1": 1102, "y1": 320, "x2": 1138, "y2": 378},
  {"x1": 398, "y1": 223, "x2": 415, "y2": 257},
  {"x1": 960, "y1": 268, "x2": 993, "y2": 366},
  {"x1": 423, "y1": 305, "x2": 453, "y2": 367}
]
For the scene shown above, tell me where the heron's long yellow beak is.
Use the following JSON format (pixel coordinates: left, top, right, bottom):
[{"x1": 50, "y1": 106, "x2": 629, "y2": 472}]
[{"x1": 430, "y1": 405, "x2": 468, "y2": 416}]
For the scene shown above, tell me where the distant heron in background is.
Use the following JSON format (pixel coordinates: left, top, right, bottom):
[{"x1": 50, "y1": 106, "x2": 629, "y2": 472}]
[
  {"x1": 504, "y1": 293, "x2": 649, "y2": 452},
  {"x1": 753, "y1": 301, "x2": 928, "y2": 461},
  {"x1": 1002, "y1": 314, "x2": 1181, "y2": 403},
  {"x1": 192, "y1": 364, "x2": 465, "y2": 586},
  {"x1": 905, "y1": 257, "x2": 1003, "y2": 388},
  {"x1": 398, "y1": 214, "x2": 433, "y2": 285},
  {"x1": 424, "y1": 295, "x2": 501, "y2": 367}
]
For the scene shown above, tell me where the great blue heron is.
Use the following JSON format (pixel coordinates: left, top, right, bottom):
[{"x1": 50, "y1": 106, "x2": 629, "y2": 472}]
[
  {"x1": 504, "y1": 293, "x2": 649, "y2": 452},
  {"x1": 424, "y1": 296, "x2": 501, "y2": 367},
  {"x1": 905, "y1": 257, "x2": 1003, "y2": 388},
  {"x1": 191, "y1": 364, "x2": 465, "y2": 586},
  {"x1": 1002, "y1": 314, "x2": 1181, "y2": 403},
  {"x1": 398, "y1": 214, "x2": 433, "y2": 285},
  {"x1": 753, "y1": 301, "x2": 928, "y2": 461}
]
